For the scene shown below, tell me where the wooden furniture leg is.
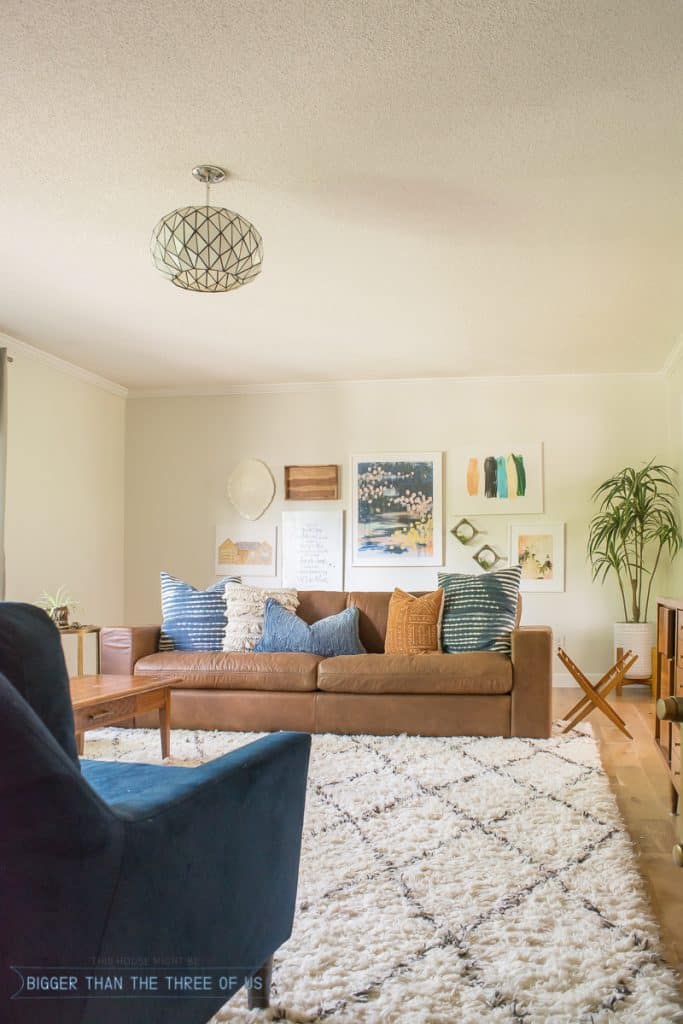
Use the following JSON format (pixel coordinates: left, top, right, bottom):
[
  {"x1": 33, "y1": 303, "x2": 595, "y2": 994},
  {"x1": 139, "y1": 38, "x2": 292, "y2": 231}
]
[
  {"x1": 247, "y1": 956, "x2": 272, "y2": 1009},
  {"x1": 76, "y1": 629, "x2": 85, "y2": 677},
  {"x1": 159, "y1": 689, "x2": 171, "y2": 759}
]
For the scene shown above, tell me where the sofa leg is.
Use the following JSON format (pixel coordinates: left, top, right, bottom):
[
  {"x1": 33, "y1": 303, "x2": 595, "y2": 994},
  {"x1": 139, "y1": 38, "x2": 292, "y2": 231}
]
[{"x1": 247, "y1": 956, "x2": 272, "y2": 1009}]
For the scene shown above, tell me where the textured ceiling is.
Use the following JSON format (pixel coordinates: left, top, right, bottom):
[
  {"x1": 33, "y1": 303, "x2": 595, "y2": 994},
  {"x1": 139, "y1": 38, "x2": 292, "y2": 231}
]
[{"x1": 1, "y1": 0, "x2": 683, "y2": 390}]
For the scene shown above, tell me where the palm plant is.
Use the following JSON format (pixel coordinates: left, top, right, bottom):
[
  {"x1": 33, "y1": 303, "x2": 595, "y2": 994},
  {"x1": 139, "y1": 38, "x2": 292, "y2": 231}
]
[{"x1": 587, "y1": 462, "x2": 682, "y2": 623}]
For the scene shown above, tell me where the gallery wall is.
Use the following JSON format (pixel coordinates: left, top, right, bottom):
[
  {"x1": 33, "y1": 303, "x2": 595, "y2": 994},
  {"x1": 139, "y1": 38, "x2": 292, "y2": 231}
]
[
  {"x1": 4, "y1": 337, "x2": 126, "y2": 671},
  {"x1": 125, "y1": 372, "x2": 667, "y2": 677}
]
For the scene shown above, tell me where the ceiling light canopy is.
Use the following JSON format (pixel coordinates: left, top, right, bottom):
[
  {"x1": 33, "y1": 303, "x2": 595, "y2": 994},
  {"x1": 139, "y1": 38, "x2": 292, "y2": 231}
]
[{"x1": 150, "y1": 165, "x2": 263, "y2": 293}]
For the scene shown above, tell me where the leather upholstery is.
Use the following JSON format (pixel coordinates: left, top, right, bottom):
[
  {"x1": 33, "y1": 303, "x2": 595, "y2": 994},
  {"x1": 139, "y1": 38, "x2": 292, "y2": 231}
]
[
  {"x1": 315, "y1": 693, "x2": 511, "y2": 737},
  {"x1": 100, "y1": 625, "x2": 160, "y2": 675},
  {"x1": 510, "y1": 626, "x2": 553, "y2": 738},
  {"x1": 346, "y1": 591, "x2": 396, "y2": 652},
  {"x1": 296, "y1": 590, "x2": 347, "y2": 624},
  {"x1": 135, "y1": 651, "x2": 321, "y2": 691},
  {"x1": 317, "y1": 652, "x2": 512, "y2": 694},
  {"x1": 170, "y1": 690, "x2": 316, "y2": 732}
]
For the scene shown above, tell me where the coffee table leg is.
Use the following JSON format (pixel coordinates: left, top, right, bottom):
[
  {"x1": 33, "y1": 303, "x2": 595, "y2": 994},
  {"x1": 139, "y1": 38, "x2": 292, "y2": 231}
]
[{"x1": 159, "y1": 690, "x2": 171, "y2": 759}]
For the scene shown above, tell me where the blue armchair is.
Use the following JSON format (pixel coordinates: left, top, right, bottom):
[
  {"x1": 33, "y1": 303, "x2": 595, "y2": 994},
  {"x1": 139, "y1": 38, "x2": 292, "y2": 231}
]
[{"x1": 0, "y1": 603, "x2": 311, "y2": 1024}]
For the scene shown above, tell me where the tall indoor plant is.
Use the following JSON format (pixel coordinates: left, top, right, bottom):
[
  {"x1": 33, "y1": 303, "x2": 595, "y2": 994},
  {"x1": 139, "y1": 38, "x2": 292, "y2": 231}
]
[{"x1": 587, "y1": 461, "x2": 682, "y2": 678}]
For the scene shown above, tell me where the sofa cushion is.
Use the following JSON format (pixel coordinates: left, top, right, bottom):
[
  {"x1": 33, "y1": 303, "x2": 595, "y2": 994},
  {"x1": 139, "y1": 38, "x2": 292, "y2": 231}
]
[
  {"x1": 296, "y1": 591, "x2": 348, "y2": 624},
  {"x1": 135, "y1": 651, "x2": 321, "y2": 691},
  {"x1": 385, "y1": 588, "x2": 444, "y2": 654},
  {"x1": 438, "y1": 566, "x2": 522, "y2": 656},
  {"x1": 346, "y1": 591, "x2": 430, "y2": 653},
  {"x1": 255, "y1": 600, "x2": 365, "y2": 657},
  {"x1": 317, "y1": 652, "x2": 513, "y2": 695}
]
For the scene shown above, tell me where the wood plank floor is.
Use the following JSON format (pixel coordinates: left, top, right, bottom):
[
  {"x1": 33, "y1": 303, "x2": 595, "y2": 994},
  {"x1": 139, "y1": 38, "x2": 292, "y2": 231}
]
[{"x1": 554, "y1": 686, "x2": 683, "y2": 981}]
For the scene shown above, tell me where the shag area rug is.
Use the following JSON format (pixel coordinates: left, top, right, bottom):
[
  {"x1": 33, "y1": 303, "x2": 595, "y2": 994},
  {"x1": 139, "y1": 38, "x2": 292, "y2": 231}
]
[{"x1": 84, "y1": 727, "x2": 682, "y2": 1024}]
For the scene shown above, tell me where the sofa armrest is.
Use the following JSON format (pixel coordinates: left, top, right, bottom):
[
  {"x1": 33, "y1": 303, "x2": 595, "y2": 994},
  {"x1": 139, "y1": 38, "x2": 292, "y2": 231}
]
[
  {"x1": 100, "y1": 626, "x2": 161, "y2": 675},
  {"x1": 510, "y1": 626, "x2": 553, "y2": 738}
]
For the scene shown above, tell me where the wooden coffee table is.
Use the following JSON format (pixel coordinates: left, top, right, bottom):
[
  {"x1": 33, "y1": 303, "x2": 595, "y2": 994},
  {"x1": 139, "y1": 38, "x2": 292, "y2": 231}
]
[{"x1": 70, "y1": 675, "x2": 179, "y2": 758}]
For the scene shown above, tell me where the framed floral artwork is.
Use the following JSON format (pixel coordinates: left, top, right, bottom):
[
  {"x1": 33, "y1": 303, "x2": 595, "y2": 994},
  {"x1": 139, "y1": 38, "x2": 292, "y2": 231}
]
[
  {"x1": 351, "y1": 453, "x2": 443, "y2": 566},
  {"x1": 508, "y1": 522, "x2": 565, "y2": 592}
]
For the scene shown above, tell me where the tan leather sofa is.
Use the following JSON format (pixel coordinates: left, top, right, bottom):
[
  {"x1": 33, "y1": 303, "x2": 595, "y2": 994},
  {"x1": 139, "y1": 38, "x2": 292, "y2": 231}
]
[{"x1": 100, "y1": 590, "x2": 552, "y2": 738}]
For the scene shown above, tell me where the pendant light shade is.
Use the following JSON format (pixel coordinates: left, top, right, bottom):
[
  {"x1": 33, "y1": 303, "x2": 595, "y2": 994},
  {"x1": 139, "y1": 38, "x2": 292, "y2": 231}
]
[{"x1": 151, "y1": 165, "x2": 263, "y2": 293}]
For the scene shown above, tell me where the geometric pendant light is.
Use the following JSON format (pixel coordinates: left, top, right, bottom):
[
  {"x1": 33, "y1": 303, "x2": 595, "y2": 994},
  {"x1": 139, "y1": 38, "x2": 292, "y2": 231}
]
[{"x1": 150, "y1": 165, "x2": 263, "y2": 292}]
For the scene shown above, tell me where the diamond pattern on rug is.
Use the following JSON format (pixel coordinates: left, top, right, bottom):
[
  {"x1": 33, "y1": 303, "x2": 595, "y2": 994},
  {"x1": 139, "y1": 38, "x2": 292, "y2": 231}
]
[{"x1": 83, "y1": 727, "x2": 682, "y2": 1024}]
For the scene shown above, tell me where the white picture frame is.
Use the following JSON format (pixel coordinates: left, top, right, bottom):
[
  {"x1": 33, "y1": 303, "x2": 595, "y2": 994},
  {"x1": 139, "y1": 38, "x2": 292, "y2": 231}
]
[
  {"x1": 215, "y1": 523, "x2": 277, "y2": 577},
  {"x1": 508, "y1": 522, "x2": 565, "y2": 593},
  {"x1": 453, "y1": 442, "x2": 544, "y2": 515},
  {"x1": 282, "y1": 510, "x2": 344, "y2": 590},
  {"x1": 351, "y1": 452, "x2": 443, "y2": 566}
]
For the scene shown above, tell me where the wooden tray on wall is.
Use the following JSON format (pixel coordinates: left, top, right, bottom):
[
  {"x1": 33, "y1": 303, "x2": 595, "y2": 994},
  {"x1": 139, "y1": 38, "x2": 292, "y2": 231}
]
[{"x1": 284, "y1": 465, "x2": 340, "y2": 500}]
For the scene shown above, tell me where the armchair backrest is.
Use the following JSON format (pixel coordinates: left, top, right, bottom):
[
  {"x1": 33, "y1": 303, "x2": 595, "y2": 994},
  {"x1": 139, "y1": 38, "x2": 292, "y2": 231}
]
[
  {"x1": 0, "y1": 602, "x2": 79, "y2": 764},
  {"x1": 0, "y1": 671, "x2": 123, "y2": 1017}
]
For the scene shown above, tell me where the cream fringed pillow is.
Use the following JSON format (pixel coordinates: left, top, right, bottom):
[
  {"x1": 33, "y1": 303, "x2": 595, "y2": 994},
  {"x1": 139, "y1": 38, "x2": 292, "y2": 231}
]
[
  {"x1": 384, "y1": 588, "x2": 445, "y2": 655},
  {"x1": 223, "y1": 581, "x2": 299, "y2": 652}
]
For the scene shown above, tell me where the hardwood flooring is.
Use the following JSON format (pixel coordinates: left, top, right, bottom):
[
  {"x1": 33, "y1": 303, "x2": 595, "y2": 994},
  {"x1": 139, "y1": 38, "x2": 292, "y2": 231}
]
[{"x1": 554, "y1": 686, "x2": 683, "y2": 980}]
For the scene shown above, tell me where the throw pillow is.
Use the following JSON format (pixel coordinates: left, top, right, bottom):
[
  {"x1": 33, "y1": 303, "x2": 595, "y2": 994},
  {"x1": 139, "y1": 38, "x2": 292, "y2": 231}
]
[
  {"x1": 438, "y1": 565, "x2": 522, "y2": 656},
  {"x1": 255, "y1": 599, "x2": 365, "y2": 657},
  {"x1": 384, "y1": 588, "x2": 445, "y2": 654},
  {"x1": 223, "y1": 581, "x2": 299, "y2": 652},
  {"x1": 159, "y1": 573, "x2": 240, "y2": 651}
]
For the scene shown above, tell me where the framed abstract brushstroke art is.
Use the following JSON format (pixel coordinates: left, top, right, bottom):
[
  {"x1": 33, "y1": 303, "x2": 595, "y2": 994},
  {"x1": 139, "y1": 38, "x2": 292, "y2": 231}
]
[
  {"x1": 508, "y1": 522, "x2": 565, "y2": 592},
  {"x1": 452, "y1": 443, "x2": 544, "y2": 515},
  {"x1": 351, "y1": 453, "x2": 443, "y2": 566}
]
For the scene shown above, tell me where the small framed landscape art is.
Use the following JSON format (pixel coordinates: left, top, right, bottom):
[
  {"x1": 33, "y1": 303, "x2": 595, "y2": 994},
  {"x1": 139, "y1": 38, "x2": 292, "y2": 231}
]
[
  {"x1": 508, "y1": 522, "x2": 565, "y2": 593},
  {"x1": 215, "y1": 523, "x2": 277, "y2": 576},
  {"x1": 453, "y1": 442, "x2": 544, "y2": 515},
  {"x1": 351, "y1": 452, "x2": 443, "y2": 566}
]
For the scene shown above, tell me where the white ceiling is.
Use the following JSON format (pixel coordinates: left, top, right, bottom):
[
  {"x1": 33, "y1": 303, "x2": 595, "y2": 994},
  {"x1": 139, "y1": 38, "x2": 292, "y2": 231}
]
[{"x1": 2, "y1": 0, "x2": 683, "y2": 391}]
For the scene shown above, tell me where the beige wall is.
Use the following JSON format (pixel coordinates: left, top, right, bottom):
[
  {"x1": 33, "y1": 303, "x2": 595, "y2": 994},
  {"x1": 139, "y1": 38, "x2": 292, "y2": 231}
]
[
  {"x1": 5, "y1": 343, "x2": 126, "y2": 669},
  {"x1": 663, "y1": 344, "x2": 683, "y2": 596},
  {"x1": 125, "y1": 374, "x2": 668, "y2": 677}
]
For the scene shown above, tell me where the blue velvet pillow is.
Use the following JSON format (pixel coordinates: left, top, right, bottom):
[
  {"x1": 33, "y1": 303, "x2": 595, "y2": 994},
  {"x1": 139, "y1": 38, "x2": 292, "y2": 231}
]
[{"x1": 255, "y1": 599, "x2": 365, "y2": 657}]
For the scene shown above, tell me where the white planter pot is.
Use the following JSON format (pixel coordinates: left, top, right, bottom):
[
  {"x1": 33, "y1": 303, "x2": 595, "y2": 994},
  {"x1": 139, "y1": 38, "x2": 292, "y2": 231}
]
[{"x1": 613, "y1": 622, "x2": 656, "y2": 679}]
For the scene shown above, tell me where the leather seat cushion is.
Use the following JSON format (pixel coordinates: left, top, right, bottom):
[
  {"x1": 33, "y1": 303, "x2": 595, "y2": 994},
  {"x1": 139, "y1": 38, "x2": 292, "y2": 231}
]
[
  {"x1": 317, "y1": 652, "x2": 513, "y2": 695},
  {"x1": 134, "y1": 651, "x2": 322, "y2": 691}
]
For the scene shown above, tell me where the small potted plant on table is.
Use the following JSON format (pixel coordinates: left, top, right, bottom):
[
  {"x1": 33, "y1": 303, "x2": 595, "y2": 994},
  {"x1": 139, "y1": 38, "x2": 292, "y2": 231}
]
[
  {"x1": 40, "y1": 587, "x2": 78, "y2": 629},
  {"x1": 588, "y1": 462, "x2": 682, "y2": 679}
]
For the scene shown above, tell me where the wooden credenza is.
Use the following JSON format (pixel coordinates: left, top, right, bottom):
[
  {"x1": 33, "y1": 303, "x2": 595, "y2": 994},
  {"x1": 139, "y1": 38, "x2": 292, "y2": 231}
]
[{"x1": 655, "y1": 598, "x2": 683, "y2": 812}]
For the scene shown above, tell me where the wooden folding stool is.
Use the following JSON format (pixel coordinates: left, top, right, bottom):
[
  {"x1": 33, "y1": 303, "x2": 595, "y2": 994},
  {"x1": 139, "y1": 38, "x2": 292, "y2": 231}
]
[{"x1": 557, "y1": 646, "x2": 638, "y2": 738}]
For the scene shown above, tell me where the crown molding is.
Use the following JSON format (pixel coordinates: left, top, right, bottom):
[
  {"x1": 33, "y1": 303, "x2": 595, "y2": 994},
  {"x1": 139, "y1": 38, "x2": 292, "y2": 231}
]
[
  {"x1": 0, "y1": 333, "x2": 128, "y2": 398},
  {"x1": 128, "y1": 369, "x2": 661, "y2": 399}
]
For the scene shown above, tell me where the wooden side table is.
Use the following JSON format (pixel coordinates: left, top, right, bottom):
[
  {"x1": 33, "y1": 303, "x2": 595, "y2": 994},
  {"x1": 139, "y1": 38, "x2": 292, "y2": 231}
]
[
  {"x1": 70, "y1": 675, "x2": 179, "y2": 758},
  {"x1": 60, "y1": 625, "x2": 101, "y2": 676}
]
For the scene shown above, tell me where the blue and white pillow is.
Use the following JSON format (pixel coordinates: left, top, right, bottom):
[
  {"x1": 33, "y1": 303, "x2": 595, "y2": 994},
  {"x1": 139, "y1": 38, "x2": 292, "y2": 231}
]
[
  {"x1": 438, "y1": 565, "x2": 521, "y2": 656},
  {"x1": 255, "y1": 599, "x2": 365, "y2": 657},
  {"x1": 159, "y1": 573, "x2": 240, "y2": 651}
]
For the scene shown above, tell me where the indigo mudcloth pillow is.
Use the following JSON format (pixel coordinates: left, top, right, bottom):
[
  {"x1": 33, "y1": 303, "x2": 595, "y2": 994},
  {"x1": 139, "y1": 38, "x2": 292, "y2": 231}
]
[
  {"x1": 438, "y1": 564, "x2": 522, "y2": 656},
  {"x1": 159, "y1": 572, "x2": 240, "y2": 651},
  {"x1": 255, "y1": 599, "x2": 365, "y2": 657}
]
